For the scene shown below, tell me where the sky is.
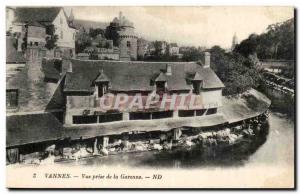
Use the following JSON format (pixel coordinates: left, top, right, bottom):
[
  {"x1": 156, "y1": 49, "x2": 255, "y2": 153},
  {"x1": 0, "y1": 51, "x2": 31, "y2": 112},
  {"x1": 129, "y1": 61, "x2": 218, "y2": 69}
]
[{"x1": 67, "y1": 6, "x2": 294, "y2": 49}]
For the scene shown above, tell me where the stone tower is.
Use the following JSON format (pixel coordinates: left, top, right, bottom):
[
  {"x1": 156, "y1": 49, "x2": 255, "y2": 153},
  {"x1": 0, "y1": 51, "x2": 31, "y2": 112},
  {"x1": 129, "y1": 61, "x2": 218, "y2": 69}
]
[{"x1": 117, "y1": 12, "x2": 137, "y2": 61}]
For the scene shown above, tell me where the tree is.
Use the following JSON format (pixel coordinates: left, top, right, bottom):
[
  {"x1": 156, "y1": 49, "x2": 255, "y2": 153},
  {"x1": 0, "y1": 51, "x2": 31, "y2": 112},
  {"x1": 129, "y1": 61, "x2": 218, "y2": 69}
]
[
  {"x1": 234, "y1": 34, "x2": 258, "y2": 57},
  {"x1": 234, "y1": 18, "x2": 294, "y2": 60},
  {"x1": 181, "y1": 47, "x2": 203, "y2": 62},
  {"x1": 89, "y1": 28, "x2": 104, "y2": 39},
  {"x1": 105, "y1": 24, "x2": 120, "y2": 46},
  {"x1": 45, "y1": 25, "x2": 58, "y2": 50},
  {"x1": 210, "y1": 45, "x2": 262, "y2": 95},
  {"x1": 75, "y1": 29, "x2": 92, "y2": 53}
]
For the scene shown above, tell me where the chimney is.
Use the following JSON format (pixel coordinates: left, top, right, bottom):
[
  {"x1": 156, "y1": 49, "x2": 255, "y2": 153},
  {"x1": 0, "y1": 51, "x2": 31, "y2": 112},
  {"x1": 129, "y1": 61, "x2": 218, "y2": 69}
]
[
  {"x1": 67, "y1": 62, "x2": 72, "y2": 73},
  {"x1": 166, "y1": 64, "x2": 172, "y2": 76},
  {"x1": 204, "y1": 52, "x2": 210, "y2": 68}
]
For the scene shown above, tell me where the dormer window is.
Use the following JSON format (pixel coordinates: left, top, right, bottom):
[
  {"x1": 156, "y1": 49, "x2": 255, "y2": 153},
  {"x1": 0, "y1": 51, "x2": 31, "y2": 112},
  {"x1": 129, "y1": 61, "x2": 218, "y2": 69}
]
[
  {"x1": 192, "y1": 81, "x2": 201, "y2": 94},
  {"x1": 153, "y1": 72, "x2": 167, "y2": 94},
  {"x1": 156, "y1": 81, "x2": 166, "y2": 93},
  {"x1": 190, "y1": 72, "x2": 203, "y2": 94},
  {"x1": 94, "y1": 69, "x2": 110, "y2": 98}
]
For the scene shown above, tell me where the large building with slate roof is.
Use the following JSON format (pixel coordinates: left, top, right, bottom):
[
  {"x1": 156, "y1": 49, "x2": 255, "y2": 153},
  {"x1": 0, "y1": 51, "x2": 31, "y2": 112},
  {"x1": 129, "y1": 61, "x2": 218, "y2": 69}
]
[
  {"x1": 63, "y1": 53, "x2": 225, "y2": 125},
  {"x1": 7, "y1": 7, "x2": 77, "y2": 58},
  {"x1": 6, "y1": 53, "x2": 272, "y2": 149}
]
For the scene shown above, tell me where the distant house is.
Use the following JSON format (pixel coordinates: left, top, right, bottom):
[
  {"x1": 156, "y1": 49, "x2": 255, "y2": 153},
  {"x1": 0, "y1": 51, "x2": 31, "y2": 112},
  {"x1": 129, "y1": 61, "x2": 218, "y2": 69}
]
[
  {"x1": 156, "y1": 41, "x2": 168, "y2": 55},
  {"x1": 168, "y1": 43, "x2": 179, "y2": 56},
  {"x1": 26, "y1": 21, "x2": 47, "y2": 47},
  {"x1": 10, "y1": 7, "x2": 77, "y2": 58},
  {"x1": 137, "y1": 38, "x2": 149, "y2": 59}
]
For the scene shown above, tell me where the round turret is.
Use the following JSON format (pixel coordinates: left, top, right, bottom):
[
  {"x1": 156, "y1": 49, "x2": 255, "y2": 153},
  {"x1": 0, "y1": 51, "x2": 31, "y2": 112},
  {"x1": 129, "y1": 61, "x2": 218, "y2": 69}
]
[{"x1": 117, "y1": 12, "x2": 137, "y2": 61}]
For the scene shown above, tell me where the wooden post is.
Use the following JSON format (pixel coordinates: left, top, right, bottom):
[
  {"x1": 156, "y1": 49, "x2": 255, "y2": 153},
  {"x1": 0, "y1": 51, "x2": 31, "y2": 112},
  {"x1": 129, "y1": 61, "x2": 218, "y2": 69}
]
[
  {"x1": 122, "y1": 112, "x2": 129, "y2": 121},
  {"x1": 173, "y1": 128, "x2": 182, "y2": 141},
  {"x1": 93, "y1": 138, "x2": 99, "y2": 154},
  {"x1": 103, "y1": 137, "x2": 109, "y2": 149}
]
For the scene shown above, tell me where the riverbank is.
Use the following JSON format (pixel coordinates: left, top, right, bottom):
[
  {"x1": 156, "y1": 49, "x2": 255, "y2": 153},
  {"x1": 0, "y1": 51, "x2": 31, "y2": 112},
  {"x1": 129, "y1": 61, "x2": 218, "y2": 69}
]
[
  {"x1": 7, "y1": 110, "x2": 269, "y2": 166},
  {"x1": 6, "y1": 89, "x2": 271, "y2": 165}
]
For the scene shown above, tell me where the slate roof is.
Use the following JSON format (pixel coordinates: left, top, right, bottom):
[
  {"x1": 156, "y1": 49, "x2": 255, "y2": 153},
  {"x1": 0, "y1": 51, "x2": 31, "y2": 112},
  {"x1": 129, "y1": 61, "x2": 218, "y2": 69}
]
[
  {"x1": 94, "y1": 70, "x2": 110, "y2": 83},
  {"x1": 14, "y1": 7, "x2": 76, "y2": 29},
  {"x1": 6, "y1": 113, "x2": 63, "y2": 147},
  {"x1": 41, "y1": 58, "x2": 61, "y2": 81},
  {"x1": 191, "y1": 72, "x2": 203, "y2": 81},
  {"x1": 14, "y1": 7, "x2": 62, "y2": 23},
  {"x1": 154, "y1": 72, "x2": 168, "y2": 82},
  {"x1": 6, "y1": 37, "x2": 26, "y2": 64},
  {"x1": 64, "y1": 60, "x2": 225, "y2": 93}
]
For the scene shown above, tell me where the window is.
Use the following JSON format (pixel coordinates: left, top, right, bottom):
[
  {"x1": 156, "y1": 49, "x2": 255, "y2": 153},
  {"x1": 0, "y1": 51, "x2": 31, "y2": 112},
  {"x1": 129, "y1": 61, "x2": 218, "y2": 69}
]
[
  {"x1": 156, "y1": 81, "x2": 166, "y2": 93},
  {"x1": 98, "y1": 83, "x2": 108, "y2": 97},
  {"x1": 60, "y1": 17, "x2": 63, "y2": 25},
  {"x1": 127, "y1": 41, "x2": 131, "y2": 48},
  {"x1": 196, "y1": 109, "x2": 206, "y2": 116},
  {"x1": 73, "y1": 115, "x2": 97, "y2": 124},
  {"x1": 206, "y1": 108, "x2": 217, "y2": 115},
  {"x1": 98, "y1": 113, "x2": 122, "y2": 123},
  {"x1": 152, "y1": 111, "x2": 173, "y2": 119},
  {"x1": 6, "y1": 89, "x2": 18, "y2": 109},
  {"x1": 60, "y1": 31, "x2": 63, "y2": 39},
  {"x1": 73, "y1": 33, "x2": 75, "y2": 40},
  {"x1": 129, "y1": 112, "x2": 151, "y2": 120},
  {"x1": 192, "y1": 81, "x2": 200, "y2": 94},
  {"x1": 34, "y1": 42, "x2": 38, "y2": 46},
  {"x1": 178, "y1": 110, "x2": 194, "y2": 117}
]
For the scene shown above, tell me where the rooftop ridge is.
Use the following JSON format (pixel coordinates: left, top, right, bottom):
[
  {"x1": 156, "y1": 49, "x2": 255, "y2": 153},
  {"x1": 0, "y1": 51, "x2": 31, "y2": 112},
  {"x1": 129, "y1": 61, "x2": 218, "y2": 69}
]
[{"x1": 71, "y1": 59, "x2": 199, "y2": 64}]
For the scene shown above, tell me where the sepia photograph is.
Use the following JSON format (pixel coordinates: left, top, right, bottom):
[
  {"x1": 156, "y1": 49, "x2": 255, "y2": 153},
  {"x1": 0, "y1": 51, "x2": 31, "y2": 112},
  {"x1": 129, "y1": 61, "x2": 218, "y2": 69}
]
[{"x1": 5, "y1": 5, "x2": 295, "y2": 189}]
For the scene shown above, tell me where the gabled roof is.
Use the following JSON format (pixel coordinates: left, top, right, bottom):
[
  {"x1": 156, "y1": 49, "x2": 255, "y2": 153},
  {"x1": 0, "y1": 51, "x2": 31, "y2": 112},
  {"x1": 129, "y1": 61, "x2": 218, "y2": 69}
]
[
  {"x1": 64, "y1": 60, "x2": 225, "y2": 93},
  {"x1": 14, "y1": 7, "x2": 62, "y2": 23},
  {"x1": 14, "y1": 7, "x2": 77, "y2": 29},
  {"x1": 154, "y1": 72, "x2": 167, "y2": 82},
  {"x1": 94, "y1": 70, "x2": 110, "y2": 83},
  {"x1": 6, "y1": 113, "x2": 63, "y2": 147},
  {"x1": 191, "y1": 72, "x2": 203, "y2": 81}
]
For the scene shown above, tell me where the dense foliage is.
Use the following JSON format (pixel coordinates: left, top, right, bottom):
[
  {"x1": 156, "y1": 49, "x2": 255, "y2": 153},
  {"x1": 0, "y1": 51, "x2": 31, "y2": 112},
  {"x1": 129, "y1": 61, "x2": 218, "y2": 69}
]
[
  {"x1": 45, "y1": 25, "x2": 58, "y2": 50},
  {"x1": 181, "y1": 47, "x2": 204, "y2": 62},
  {"x1": 210, "y1": 46, "x2": 262, "y2": 95},
  {"x1": 75, "y1": 28, "x2": 92, "y2": 53},
  {"x1": 234, "y1": 18, "x2": 294, "y2": 60}
]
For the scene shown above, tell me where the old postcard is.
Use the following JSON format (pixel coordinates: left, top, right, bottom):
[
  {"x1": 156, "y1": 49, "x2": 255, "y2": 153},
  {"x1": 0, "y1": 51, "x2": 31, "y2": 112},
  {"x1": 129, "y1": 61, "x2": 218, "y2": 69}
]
[{"x1": 6, "y1": 6, "x2": 295, "y2": 189}]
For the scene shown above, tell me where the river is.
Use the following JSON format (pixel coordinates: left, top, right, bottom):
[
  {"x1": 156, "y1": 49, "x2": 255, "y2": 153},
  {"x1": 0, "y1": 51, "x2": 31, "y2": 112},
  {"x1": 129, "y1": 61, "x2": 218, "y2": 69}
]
[
  {"x1": 7, "y1": 111, "x2": 294, "y2": 188},
  {"x1": 69, "y1": 111, "x2": 294, "y2": 170}
]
